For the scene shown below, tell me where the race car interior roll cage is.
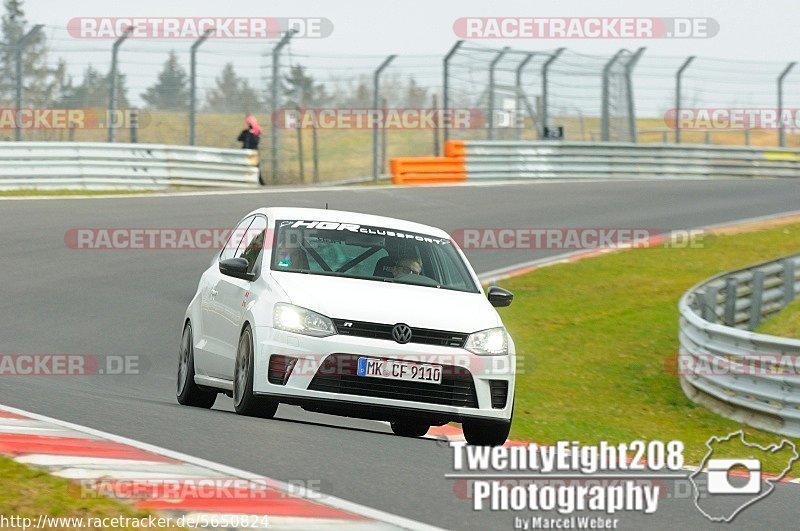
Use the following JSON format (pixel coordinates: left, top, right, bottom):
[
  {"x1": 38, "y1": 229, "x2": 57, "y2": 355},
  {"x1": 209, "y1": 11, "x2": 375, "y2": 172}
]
[{"x1": 270, "y1": 226, "x2": 479, "y2": 293}]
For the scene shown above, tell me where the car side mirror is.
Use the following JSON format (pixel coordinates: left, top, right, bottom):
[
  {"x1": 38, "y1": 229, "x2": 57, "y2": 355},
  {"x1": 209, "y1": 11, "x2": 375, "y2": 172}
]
[
  {"x1": 487, "y1": 286, "x2": 513, "y2": 307},
  {"x1": 219, "y1": 257, "x2": 255, "y2": 281}
]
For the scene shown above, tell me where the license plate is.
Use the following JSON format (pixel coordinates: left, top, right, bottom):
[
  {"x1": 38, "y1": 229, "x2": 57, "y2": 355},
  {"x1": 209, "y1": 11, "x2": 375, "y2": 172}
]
[{"x1": 356, "y1": 357, "x2": 442, "y2": 384}]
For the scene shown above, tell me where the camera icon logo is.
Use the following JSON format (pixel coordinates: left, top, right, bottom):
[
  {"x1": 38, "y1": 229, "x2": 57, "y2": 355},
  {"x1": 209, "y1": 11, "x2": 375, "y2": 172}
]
[
  {"x1": 706, "y1": 458, "x2": 761, "y2": 494},
  {"x1": 690, "y1": 430, "x2": 798, "y2": 523}
]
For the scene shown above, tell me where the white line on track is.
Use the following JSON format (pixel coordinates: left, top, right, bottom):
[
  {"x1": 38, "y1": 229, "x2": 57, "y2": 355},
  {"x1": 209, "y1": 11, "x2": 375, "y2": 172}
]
[{"x1": 0, "y1": 177, "x2": 710, "y2": 201}]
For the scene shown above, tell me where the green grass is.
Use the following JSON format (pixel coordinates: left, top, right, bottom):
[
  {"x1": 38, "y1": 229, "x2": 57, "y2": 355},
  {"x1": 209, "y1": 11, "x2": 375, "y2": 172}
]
[
  {"x1": 498, "y1": 222, "x2": 800, "y2": 473},
  {"x1": 756, "y1": 298, "x2": 800, "y2": 338},
  {"x1": 0, "y1": 456, "x2": 181, "y2": 530}
]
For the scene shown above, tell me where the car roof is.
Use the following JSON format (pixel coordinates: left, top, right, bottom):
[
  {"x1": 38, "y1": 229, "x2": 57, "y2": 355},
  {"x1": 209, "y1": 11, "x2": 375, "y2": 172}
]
[{"x1": 243, "y1": 207, "x2": 452, "y2": 238}]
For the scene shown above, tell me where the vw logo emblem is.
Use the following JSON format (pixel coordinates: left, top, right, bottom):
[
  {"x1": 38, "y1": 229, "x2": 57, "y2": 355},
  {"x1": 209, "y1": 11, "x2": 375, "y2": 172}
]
[{"x1": 391, "y1": 323, "x2": 412, "y2": 344}]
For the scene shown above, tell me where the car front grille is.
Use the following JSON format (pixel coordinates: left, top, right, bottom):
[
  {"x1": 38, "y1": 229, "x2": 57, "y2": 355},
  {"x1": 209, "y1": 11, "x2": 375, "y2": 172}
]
[
  {"x1": 331, "y1": 319, "x2": 468, "y2": 348},
  {"x1": 308, "y1": 353, "x2": 478, "y2": 408}
]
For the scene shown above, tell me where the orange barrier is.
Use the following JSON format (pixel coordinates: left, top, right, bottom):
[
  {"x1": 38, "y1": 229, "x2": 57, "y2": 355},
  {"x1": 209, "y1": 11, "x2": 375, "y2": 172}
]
[
  {"x1": 390, "y1": 156, "x2": 466, "y2": 184},
  {"x1": 390, "y1": 141, "x2": 467, "y2": 184},
  {"x1": 444, "y1": 140, "x2": 466, "y2": 157}
]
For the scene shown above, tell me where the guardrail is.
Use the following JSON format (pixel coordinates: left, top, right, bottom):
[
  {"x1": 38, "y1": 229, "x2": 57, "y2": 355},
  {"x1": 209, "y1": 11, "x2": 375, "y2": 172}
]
[
  {"x1": 0, "y1": 142, "x2": 260, "y2": 190},
  {"x1": 678, "y1": 254, "x2": 800, "y2": 436},
  {"x1": 391, "y1": 141, "x2": 800, "y2": 184}
]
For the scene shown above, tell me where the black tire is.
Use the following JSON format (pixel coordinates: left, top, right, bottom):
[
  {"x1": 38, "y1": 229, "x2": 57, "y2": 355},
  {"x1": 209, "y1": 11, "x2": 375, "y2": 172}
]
[
  {"x1": 233, "y1": 325, "x2": 278, "y2": 418},
  {"x1": 177, "y1": 323, "x2": 217, "y2": 408},
  {"x1": 390, "y1": 420, "x2": 430, "y2": 438},
  {"x1": 462, "y1": 418, "x2": 511, "y2": 446}
]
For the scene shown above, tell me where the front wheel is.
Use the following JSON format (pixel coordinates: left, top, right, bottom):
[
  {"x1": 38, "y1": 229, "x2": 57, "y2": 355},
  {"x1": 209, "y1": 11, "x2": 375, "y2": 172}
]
[
  {"x1": 390, "y1": 420, "x2": 430, "y2": 438},
  {"x1": 177, "y1": 323, "x2": 217, "y2": 408},
  {"x1": 233, "y1": 326, "x2": 278, "y2": 418},
  {"x1": 462, "y1": 418, "x2": 511, "y2": 446}
]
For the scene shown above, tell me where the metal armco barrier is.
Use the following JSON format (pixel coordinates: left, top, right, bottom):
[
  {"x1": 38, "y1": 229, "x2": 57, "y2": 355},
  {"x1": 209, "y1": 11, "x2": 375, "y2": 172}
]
[
  {"x1": 678, "y1": 254, "x2": 800, "y2": 436},
  {"x1": 391, "y1": 141, "x2": 800, "y2": 184},
  {"x1": 0, "y1": 142, "x2": 259, "y2": 190}
]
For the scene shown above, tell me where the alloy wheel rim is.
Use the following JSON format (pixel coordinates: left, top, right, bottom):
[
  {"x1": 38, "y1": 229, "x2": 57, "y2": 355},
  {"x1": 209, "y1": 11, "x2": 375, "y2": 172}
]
[
  {"x1": 177, "y1": 329, "x2": 190, "y2": 396},
  {"x1": 234, "y1": 332, "x2": 250, "y2": 406}
]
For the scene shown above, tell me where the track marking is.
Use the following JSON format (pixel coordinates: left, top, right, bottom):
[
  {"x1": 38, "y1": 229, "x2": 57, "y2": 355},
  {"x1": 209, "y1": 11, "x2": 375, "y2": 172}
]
[{"x1": 0, "y1": 177, "x2": 707, "y2": 201}]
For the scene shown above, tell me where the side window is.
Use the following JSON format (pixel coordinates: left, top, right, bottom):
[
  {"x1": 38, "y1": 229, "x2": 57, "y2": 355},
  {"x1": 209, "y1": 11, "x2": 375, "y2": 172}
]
[
  {"x1": 220, "y1": 216, "x2": 254, "y2": 262},
  {"x1": 433, "y1": 246, "x2": 471, "y2": 291},
  {"x1": 237, "y1": 216, "x2": 268, "y2": 276}
]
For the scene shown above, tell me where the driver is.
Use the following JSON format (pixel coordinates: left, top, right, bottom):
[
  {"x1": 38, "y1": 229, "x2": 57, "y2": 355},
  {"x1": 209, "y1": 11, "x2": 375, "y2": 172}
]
[
  {"x1": 390, "y1": 256, "x2": 422, "y2": 277},
  {"x1": 275, "y1": 242, "x2": 309, "y2": 270}
]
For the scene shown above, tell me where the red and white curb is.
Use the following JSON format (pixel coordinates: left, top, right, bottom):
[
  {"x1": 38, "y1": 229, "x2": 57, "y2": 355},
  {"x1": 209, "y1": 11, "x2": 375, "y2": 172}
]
[{"x1": 0, "y1": 405, "x2": 445, "y2": 531}]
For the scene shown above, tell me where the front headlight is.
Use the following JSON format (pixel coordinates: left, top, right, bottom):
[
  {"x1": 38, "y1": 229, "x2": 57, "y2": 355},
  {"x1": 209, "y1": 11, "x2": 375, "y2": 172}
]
[
  {"x1": 465, "y1": 327, "x2": 508, "y2": 355},
  {"x1": 273, "y1": 303, "x2": 337, "y2": 337}
]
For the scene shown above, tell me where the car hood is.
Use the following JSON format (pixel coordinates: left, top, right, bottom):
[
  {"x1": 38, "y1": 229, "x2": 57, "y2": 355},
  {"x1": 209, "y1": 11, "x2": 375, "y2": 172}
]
[{"x1": 270, "y1": 271, "x2": 500, "y2": 333}]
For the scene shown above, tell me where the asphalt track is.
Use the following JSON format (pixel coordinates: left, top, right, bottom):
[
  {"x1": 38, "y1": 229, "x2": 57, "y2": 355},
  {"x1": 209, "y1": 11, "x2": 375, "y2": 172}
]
[{"x1": 2, "y1": 179, "x2": 800, "y2": 530}]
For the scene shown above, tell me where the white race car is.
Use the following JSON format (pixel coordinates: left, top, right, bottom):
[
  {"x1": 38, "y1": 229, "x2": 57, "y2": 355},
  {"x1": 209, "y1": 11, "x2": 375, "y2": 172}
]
[{"x1": 178, "y1": 207, "x2": 516, "y2": 445}]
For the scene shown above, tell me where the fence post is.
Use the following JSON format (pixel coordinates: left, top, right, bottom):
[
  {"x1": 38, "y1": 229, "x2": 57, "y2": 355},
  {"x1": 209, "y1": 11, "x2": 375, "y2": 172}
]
[
  {"x1": 372, "y1": 55, "x2": 396, "y2": 181},
  {"x1": 750, "y1": 270, "x2": 765, "y2": 330},
  {"x1": 189, "y1": 29, "x2": 213, "y2": 146},
  {"x1": 601, "y1": 49, "x2": 626, "y2": 142},
  {"x1": 625, "y1": 47, "x2": 645, "y2": 143},
  {"x1": 745, "y1": 127, "x2": 751, "y2": 146},
  {"x1": 442, "y1": 40, "x2": 464, "y2": 145},
  {"x1": 129, "y1": 108, "x2": 139, "y2": 143},
  {"x1": 381, "y1": 97, "x2": 389, "y2": 172},
  {"x1": 311, "y1": 120, "x2": 319, "y2": 183},
  {"x1": 778, "y1": 62, "x2": 796, "y2": 148},
  {"x1": 108, "y1": 26, "x2": 132, "y2": 143},
  {"x1": 487, "y1": 47, "x2": 510, "y2": 140},
  {"x1": 432, "y1": 94, "x2": 440, "y2": 155},
  {"x1": 515, "y1": 53, "x2": 535, "y2": 141},
  {"x1": 675, "y1": 56, "x2": 695, "y2": 144},
  {"x1": 702, "y1": 285, "x2": 720, "y2": 323},
  {"x1": 540, "y1": 48, "x2": 565, "y2": 139},
  {"x1": 723, "y1": 277, "x2": 738, "y2": 326},
  {"x1": 270, "y1": 30, "x2": 296, "y2": 184},
  {"x1": 783, "y1": 258, "x2": 796, "y2": 305},
  {"x1": 14, "y1": 24, "x2": 43, "y2": 142},
  {"x1": 296, "y1": 107, "x2": 305, "y2": 183}
]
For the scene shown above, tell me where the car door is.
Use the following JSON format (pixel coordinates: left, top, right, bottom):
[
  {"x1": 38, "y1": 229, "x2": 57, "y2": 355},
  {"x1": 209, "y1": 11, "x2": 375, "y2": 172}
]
[
  {"x1": 211, "y1": 215, "x2": 268, "y2": 380},
  {"x1": 199, "y1": 215, "x2": 254, "y2": 379}
]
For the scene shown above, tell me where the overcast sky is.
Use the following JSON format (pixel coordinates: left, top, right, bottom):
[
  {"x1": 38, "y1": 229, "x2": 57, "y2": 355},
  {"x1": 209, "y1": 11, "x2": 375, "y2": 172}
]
[
  {"x1": 16, "y1": 0, "x2": 800, "y2": 114},
  {"x1": 22, "y1": 0, "x2": 800, "y2": 60}
]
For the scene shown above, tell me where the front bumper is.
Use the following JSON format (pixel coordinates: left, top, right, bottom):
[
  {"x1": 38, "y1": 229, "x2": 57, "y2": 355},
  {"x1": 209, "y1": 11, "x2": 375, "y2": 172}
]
[{"x1": 252, "y1": 326, "x2": 515, "y2": 423}]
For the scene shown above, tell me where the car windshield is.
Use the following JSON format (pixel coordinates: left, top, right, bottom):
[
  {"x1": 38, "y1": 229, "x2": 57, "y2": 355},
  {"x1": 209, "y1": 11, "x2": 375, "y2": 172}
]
[{"x1": 270, "y1": 220, "x2": 479, "y2": 293}]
